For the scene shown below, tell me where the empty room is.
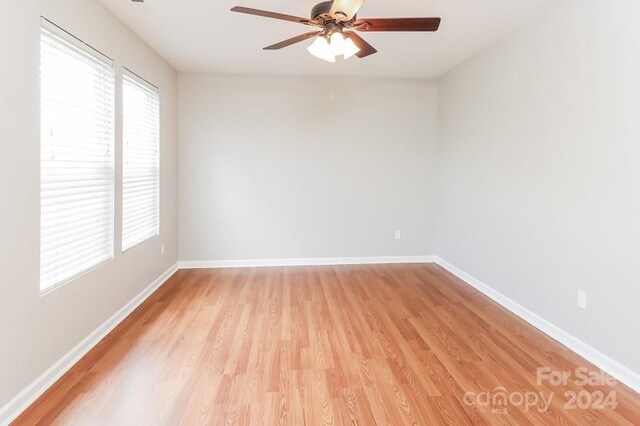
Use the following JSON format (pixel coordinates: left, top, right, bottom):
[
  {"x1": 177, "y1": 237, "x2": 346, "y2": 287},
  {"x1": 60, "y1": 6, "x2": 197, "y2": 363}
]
[{"x1": 2, "y1": 0, "x2": 640, "y2": 424}]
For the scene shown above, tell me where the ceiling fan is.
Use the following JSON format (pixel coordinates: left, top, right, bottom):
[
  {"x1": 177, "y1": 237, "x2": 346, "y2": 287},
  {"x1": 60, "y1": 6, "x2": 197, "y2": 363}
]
[{"x1": 230, "y1": 0, "x2": 441, "y2": 62}]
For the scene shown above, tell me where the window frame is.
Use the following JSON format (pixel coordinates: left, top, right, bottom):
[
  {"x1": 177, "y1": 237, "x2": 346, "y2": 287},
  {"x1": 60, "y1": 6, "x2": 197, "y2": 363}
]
[
  {"x1": 121, "y1": 68, "x2": 161, "y2": 253},
  {"x1": 39, "y1": 18, "x2": 116, "y2": 295}
]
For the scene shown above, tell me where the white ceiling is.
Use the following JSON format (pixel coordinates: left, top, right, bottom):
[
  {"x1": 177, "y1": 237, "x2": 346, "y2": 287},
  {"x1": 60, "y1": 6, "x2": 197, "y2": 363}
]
[{"x1": 99, "y1": 0, "x2": 558, "y2": 78}]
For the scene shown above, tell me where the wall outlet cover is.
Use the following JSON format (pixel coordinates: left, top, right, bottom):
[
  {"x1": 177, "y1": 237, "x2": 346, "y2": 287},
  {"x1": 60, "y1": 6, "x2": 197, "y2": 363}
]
[{"x1": 577, "y1": 290, "x2": 587, "y2": 310}]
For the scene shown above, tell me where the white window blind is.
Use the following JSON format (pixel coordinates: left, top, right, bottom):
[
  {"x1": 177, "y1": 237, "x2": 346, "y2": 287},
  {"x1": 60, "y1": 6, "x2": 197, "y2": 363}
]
[
  {"x1": 40, "y1": 20, "x2": 115, "y2": 292},
  {"x1": 122, "y1": 71, "x2": 160, "y2": 251}
]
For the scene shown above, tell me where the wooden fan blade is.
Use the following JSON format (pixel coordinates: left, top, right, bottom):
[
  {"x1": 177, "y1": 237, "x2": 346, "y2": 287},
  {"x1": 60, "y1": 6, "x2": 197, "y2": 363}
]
[
  {"x1": 264, "y1": 32, "x2": 321, "y2": 50},
  {"x1": 231, "y1": 6, "x2": 319, "y2": 26},
  {"x1": 353, "y1": 17, "x2": 441, "y2": 32},
  {"x1": 344, "y1": 31, "x2": 377, "y2": 58},
  {"x1": 330, "y1": 0, "x2": 366, "y2": 21}
]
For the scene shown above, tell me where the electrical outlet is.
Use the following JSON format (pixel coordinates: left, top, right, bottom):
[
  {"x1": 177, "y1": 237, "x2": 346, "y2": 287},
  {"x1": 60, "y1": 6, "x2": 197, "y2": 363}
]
[
  {"x1": 161, "y1": 243, "x2": 165, "y2": 255},
  {"x1": 395, "y1": 230, "x2": 402, "y2": 240},
  {"x1": 577, "y1": 290, "x2": 587, "y2": 310}
]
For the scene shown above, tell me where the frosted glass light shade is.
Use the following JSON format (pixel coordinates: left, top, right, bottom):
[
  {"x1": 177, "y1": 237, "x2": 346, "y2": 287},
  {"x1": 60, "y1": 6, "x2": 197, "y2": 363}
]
[
  {"x1": 307, "y1": 37, "x2": 335, "y2": 62},
  {"x1": 308, "y1": 33, "x2": 361, "y2": 62},
  {"x1": 343, "y1": 37, "x2": 360, "y2": 59}
]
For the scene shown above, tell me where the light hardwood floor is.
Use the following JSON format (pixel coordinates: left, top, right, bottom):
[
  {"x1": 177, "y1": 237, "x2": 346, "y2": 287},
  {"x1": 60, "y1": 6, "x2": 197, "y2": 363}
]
[{"x1": 14, "y1": 264, "x2": 640, "y2": 425}]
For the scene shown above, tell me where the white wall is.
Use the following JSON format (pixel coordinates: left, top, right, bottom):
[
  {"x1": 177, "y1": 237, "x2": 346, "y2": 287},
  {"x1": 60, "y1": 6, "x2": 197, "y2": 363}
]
[
  {"x1": 0, "y1": 0, "x2": 178, "y2": 409},
  {"x1": 437, "y1": 0, "x2": 640, "y2": 373},
  {"x1": 178, "y1": 74, "x2": 438, "y2": 262}
]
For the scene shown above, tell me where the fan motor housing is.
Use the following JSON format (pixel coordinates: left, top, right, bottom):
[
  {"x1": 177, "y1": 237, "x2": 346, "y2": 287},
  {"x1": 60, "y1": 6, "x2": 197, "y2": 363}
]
[
  {"x1": 311, "y1": 2, "x2": 332, "y2": 19},
  {"x1": 311, "y1": 1, "x2": 356, "y2": 23}
]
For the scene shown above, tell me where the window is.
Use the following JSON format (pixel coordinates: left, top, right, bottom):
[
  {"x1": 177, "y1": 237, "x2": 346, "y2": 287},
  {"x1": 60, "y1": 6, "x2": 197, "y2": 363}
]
[
  {"x1": 40, "y1": 20, "x2": 115, "y2": 293},
  {"x1": 122, "y1": 71, "x2": 160, "y2": 251}
]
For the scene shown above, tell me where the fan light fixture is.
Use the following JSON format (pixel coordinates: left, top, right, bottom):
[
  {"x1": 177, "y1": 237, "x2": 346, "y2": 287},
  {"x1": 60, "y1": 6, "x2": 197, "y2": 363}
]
[
  {"x1": 230, "y1": 2, "x2": 441, "y2": 61},
  {"x1": 307, "y1": 32, "x2": 361, "y2": 62}
]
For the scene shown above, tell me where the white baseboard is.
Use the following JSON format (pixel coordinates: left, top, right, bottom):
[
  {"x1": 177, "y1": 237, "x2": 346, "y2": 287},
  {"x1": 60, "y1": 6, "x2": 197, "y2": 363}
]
[
  {"x1": 179, "y1": 255, "x2": 437, "y2": 269},
  {"x1": 0, "y1": 263, "x2": 179, "y2": 426},
  {"x1": 434, "y1": 256, "x2": 640, "y2": 394}
]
